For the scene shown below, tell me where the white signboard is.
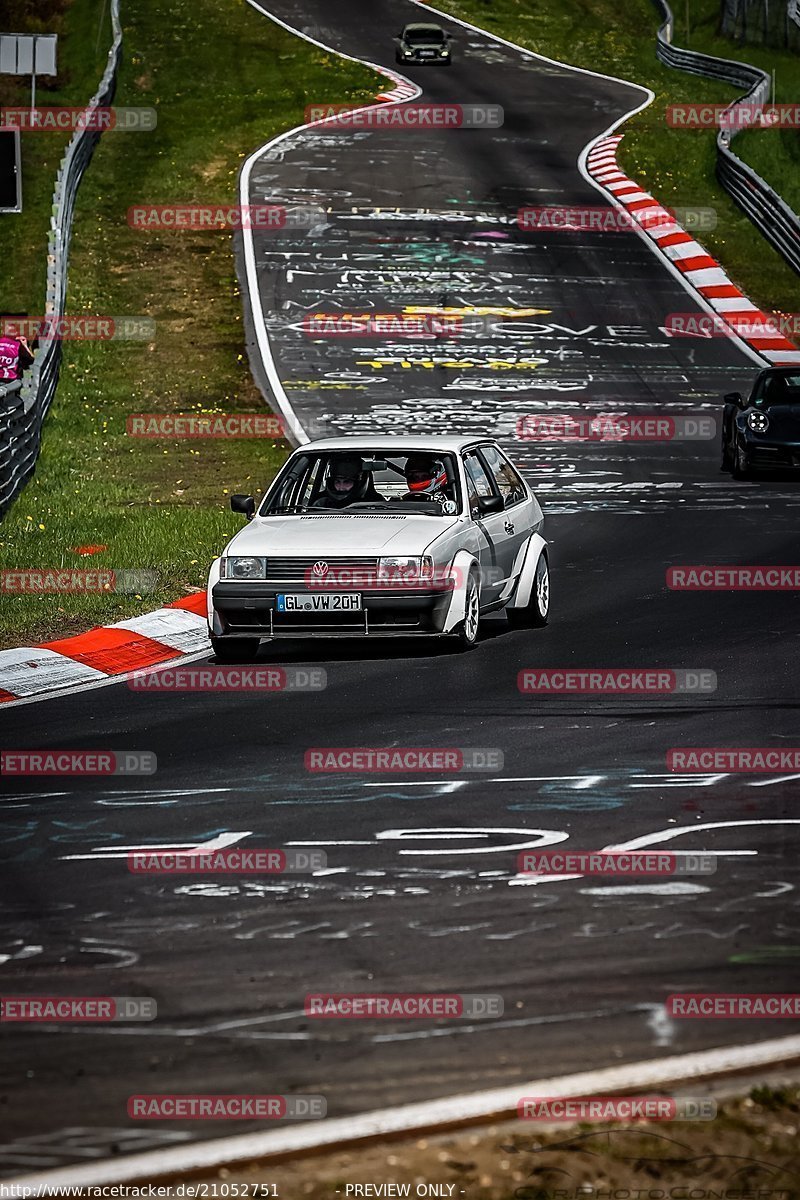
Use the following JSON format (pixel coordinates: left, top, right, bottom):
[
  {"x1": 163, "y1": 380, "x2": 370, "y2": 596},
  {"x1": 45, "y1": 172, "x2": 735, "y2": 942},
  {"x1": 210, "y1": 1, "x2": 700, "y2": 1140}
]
[{"x1": 0, "y1": 33, "x2": 57, "y2": 76}]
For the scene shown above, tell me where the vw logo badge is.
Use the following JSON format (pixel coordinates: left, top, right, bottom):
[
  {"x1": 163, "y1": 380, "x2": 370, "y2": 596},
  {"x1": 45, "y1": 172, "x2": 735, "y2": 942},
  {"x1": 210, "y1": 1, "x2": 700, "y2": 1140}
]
[{"x1": 312, "y1": 561, "x2": 329, "y2": 577}]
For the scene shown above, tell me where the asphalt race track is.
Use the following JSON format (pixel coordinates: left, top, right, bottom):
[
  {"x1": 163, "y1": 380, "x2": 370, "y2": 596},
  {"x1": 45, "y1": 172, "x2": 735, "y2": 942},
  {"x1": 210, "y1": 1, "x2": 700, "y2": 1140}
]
[{"x1": 1, "y1": 0, "x2": 799, "y2": 1177}]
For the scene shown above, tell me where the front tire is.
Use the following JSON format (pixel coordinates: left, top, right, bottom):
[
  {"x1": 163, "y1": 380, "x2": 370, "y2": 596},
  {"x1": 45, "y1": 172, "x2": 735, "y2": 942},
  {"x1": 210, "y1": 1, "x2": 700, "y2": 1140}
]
[
  {"x1": 454, "y1": 571, "x2": 481, "y2": 650},
  {"x1": 210, "y1": 636, "x2": 260, "y2": 662},
  {"x1": 507, "y1": 553, "x2": 550, "y2": 628},
  {"x1": 732, "y1": 441, "x2": 751, "y2": 480}
]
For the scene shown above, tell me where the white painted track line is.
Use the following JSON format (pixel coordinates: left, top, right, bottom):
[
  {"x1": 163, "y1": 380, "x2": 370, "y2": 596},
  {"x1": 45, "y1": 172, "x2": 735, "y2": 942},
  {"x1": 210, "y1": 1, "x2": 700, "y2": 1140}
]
[
  {"x1": 11, "y1": 1036, "x2": 800, "y2": 1187},
  {"x1": 238, "y1": 0, "x2": 422, "y2": 447}
]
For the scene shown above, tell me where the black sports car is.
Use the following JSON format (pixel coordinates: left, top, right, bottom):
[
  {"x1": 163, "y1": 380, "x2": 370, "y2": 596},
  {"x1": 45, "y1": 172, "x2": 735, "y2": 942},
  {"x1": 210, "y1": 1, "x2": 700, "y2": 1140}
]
[
  {"x1": 721, "y1": 366, "x2": 800, "y2": 479},
  {"x1": 395, "y1": 23, "x2": 453, "y2": 65}
]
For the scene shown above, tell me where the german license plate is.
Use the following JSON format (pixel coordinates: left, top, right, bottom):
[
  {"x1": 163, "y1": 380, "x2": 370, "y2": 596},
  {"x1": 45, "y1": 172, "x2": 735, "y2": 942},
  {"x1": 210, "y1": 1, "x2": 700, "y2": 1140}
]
[{"x1": 276, "y1": 593, "x2": 363, "y2": 612}]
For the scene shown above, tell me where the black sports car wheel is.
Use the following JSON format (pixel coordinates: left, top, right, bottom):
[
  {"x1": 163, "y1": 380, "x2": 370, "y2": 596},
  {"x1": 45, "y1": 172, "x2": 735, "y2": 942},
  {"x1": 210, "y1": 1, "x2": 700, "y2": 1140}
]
[{"x1": 732, "y1": 442, "x2": 752, "y2": 480}]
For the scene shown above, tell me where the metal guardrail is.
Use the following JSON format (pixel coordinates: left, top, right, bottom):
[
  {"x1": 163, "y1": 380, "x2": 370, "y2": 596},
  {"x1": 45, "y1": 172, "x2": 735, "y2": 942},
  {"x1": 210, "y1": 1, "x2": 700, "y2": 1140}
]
[
  {"x1": 0, "y1": 0, "x2": 122, "y2": 518},
  {"x1": 654, "y1": 0, "x2": 800, "y2": 277}
]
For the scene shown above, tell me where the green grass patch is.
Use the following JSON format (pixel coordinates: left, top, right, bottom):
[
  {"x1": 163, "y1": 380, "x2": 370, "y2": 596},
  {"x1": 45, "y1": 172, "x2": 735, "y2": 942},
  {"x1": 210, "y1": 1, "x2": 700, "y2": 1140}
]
[
  {"x1": 0, "y1": 0, "x2": 380, "y2": 649},
  {"x1": 437, "y1": 0, "x2": 799, "y2": 314},
  {"x1": 681, "y1": 3, "x2": 800, "y2": 216},
  {"x1": 1, "y1": 0, "x2": 114, "y2": 316}
]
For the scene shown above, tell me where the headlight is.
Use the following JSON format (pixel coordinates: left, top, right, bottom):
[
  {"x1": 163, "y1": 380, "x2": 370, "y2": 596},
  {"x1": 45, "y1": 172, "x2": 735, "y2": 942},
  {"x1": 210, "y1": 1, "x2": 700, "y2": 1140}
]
[
  {"x1": 377, "y1": 556, "x2": 434, "y2": 584},
  {"x1": 440, "y1": 48, "x2": 449, "y2": 55},
  {"x1": 221, "y1": 555, "x2": 267, "y2": 580},
  {"x1": 747, "y1": 410, "x2": 769, "y2": 433}
]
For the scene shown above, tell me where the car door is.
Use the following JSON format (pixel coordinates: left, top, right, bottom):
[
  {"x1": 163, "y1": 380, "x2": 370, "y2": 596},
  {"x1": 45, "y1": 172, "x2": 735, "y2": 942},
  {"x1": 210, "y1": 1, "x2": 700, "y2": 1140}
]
[
  {"x1": 477, "y1": 444, "x2": 534, "y2": 592},
  {"x1": 462, "y1": 449, "x2": 514, "y2": 604}
]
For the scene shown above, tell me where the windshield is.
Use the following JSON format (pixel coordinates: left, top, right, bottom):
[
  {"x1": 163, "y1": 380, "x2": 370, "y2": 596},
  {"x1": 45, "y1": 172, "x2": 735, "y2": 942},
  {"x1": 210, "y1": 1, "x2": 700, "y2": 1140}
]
[
  {"x1": 261, "y1": 451, "x2": 463, "y2": 516},
  {"x1": 752, "y1": 373, "x2": 800, "y2": 407},
  {"x1": 405, "y1": 27, "x2": 445, "y2": 43}
]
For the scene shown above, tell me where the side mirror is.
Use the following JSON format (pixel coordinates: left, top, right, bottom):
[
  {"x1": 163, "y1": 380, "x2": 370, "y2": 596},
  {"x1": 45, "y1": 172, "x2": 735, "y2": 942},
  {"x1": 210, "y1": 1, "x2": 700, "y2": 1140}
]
[
  {"x1": 474, "y1": 494, "x2": 504, "y2": 516},
  {"x1": 230, "y1": 494, "x2": 255, "y2": 520},
  {"x1": 724, "y1": 391, "x2": 744, "y2": 406}
]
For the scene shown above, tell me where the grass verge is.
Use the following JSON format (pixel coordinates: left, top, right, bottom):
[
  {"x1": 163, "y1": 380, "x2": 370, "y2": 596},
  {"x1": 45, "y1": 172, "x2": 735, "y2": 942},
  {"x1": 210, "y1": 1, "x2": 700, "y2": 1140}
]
[
  {"x1": 0, "y1": 0, "x2": 380, "y2": 650},
  {"x1": 436, "y1": 0, "x2": 799, "y2": 316},
  {"x1": 181, "y1": 1082, "x2": 800, "y2": 1197},
  {"x1": 682, "y1": 0, "x2": 800, "y2": 214}
]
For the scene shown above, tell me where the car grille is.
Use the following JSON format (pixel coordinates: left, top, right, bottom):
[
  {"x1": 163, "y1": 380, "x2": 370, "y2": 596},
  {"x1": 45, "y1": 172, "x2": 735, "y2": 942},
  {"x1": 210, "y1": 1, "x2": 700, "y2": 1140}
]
[{"x1": 266, "y1": 556, "x2": 380, "y2": 583}]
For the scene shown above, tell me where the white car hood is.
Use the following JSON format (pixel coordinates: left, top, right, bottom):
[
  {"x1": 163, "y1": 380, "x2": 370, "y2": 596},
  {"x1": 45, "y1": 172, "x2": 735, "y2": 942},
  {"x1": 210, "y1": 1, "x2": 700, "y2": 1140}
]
[{"x1": 226, "y1": 513, "x2": 461, "y2": 556}]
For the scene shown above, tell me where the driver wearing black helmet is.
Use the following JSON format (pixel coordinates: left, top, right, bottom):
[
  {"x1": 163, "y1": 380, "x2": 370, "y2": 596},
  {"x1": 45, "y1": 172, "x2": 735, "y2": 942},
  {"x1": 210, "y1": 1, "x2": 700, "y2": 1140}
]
[{"x1": 312, "y1": 456, "x2": 383, "y2": 509}]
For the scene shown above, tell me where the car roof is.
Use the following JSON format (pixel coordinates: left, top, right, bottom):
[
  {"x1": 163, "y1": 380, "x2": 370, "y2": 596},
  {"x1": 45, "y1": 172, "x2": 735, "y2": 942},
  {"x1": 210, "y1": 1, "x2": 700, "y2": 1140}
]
[
  {"x1": 403, "y1": 23, "x2": 444, "y2": 31},
  {"x1": 295, "y1": 435, "x2": 492, "y2": 453}
]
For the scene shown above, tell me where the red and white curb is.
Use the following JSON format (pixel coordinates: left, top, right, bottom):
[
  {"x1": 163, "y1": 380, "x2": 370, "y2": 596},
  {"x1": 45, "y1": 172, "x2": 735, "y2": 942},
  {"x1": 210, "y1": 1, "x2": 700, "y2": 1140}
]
[
  {"x1": 0, "y1": 593, "x2": 209, "y2": 706},
  {"x1": 376, "y1": 76, "x2": 419, "y2": 103},
  {"x1": 586, "y1": 134, "x2": 800, "y2": 367}
]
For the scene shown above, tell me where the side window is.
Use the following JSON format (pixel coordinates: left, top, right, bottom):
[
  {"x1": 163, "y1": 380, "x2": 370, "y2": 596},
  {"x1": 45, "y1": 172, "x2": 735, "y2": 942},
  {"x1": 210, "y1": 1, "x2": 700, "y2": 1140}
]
[
  {"x1": 268, "y1": 456, "x2": 321, "y2": 511},
  {"x1": 463, "y1": 452, "x2": 494, "y2": 511},
  {"x1": 301, "y1": 457, "x2": 326, "y2": 506},
  {"x1": 481, "y1": 445, "x2": 527, "y2": 505}
]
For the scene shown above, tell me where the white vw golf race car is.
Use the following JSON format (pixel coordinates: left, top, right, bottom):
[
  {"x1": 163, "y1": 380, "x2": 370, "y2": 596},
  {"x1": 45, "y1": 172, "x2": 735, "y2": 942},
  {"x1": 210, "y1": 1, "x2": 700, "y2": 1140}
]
[{"x1": 206, "y1": 436, "x2": 549, "y2": 659}]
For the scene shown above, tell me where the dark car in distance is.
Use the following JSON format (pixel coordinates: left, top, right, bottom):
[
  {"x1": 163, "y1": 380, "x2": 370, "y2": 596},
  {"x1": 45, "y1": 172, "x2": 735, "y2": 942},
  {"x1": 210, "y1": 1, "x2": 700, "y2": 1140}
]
[
  {"x1": 721, "y1": 367, "x2": 800, "y2": 478},
  {"x1": 395, "y1": 23, "x2": 453, "y2": 65}
]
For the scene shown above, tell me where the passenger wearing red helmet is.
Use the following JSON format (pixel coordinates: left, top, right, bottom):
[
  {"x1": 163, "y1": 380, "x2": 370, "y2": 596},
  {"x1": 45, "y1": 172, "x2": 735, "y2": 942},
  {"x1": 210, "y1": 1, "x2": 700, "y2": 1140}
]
[{"x1": 401, "y1": 454, "x2": 453, "y2": 507}]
